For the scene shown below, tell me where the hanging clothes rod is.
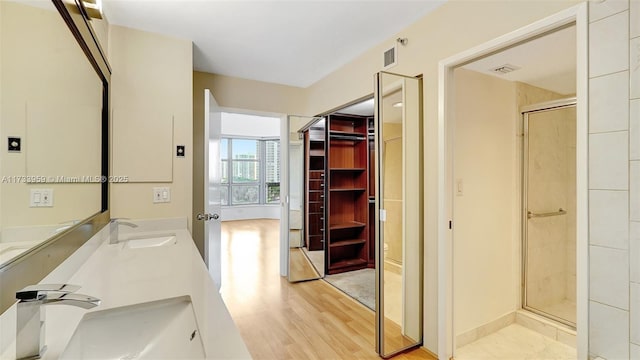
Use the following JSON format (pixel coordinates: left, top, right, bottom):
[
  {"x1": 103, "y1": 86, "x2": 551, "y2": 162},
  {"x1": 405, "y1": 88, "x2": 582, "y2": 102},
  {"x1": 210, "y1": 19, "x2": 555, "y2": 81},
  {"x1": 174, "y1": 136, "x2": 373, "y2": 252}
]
[
  {"x1": 527, "y1": 208, "x2": 566, "y2": 219},
  {"x1": 330, "y1": 134, "x2": 366, "y2": 141}
]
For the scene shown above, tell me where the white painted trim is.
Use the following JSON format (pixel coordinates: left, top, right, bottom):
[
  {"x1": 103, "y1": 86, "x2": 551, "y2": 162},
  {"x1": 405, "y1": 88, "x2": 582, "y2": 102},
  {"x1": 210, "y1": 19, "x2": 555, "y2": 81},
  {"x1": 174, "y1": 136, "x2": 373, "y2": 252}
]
[
  {"x1": 280, "y1": 115, "x2": 289, "y2": 277},
  {"x1": 574, "y1": 4, "x2": 588, "y2": 358},
  {"x1": 437, "y1": 4, "x2": 588, "y2": 359}
]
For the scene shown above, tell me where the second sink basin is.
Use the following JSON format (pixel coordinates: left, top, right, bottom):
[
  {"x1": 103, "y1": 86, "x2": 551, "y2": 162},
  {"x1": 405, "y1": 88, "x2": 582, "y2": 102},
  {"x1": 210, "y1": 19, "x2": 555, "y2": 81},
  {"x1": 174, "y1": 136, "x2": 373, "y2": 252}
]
[
  {"x1": 60, "y1": 296, "x2": 205, "y2": 359},
  {"x1": 121, "y1": 233, "x2": 177, "y2": 249}
]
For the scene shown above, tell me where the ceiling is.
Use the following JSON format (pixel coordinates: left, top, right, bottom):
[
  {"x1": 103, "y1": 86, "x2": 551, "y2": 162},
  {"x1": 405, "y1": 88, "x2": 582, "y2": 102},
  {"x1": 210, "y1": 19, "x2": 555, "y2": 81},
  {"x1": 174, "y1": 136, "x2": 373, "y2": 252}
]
[
  {"x1": 101, "y1": 0, "x2": 446, "y2": 88},
  {"x1": 462, "y1": 25, "x2": 576, "y2": 95},
  {"x1": 337, "y1": 25, "x2": 576, "y2": 119}
]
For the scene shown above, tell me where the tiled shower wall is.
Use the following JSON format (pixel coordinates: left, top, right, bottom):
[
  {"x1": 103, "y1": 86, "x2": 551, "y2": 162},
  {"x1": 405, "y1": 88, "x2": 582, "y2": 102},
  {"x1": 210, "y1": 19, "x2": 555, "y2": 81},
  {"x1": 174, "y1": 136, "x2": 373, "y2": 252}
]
[{"x1": 588, "y1": 0, "x2": 639, "y2": 359}]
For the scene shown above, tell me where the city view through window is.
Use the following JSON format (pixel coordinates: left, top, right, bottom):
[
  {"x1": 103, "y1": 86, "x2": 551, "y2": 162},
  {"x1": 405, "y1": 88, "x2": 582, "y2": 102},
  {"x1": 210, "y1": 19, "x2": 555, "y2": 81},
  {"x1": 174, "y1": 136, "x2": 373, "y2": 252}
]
[{"x1": 220, "y1": 137, "x2": 280, "y2": 205}]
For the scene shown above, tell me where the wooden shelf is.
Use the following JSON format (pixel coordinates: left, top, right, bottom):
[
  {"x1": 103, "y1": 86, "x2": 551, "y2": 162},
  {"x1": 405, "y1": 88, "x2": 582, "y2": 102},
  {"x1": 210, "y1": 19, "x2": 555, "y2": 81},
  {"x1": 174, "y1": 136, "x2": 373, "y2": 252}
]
[
  {"x1": 326, "y1": 114, "x2": 371, "y2": 274},
  {"x1": 304, "y1": 127, "x2": 326, "y2": 252},
  {"x1": 330, "y1": 258, "x2": 367, "y2": 269},
  {"x1": 330, "y1": 168, "x2": 366, "y2": 172},
  {"x1": 330, "y1": 130, "x2": 366, "y2": 138},
  {"x1": 329, "y1": 238, "x2": 366, "y2": 248},
  {"x1": 330, "y1": 221, "x2": 366, "y2": 230},
  {"x1": 330, "y1": 188, "x2": 365, "y2": 192}
]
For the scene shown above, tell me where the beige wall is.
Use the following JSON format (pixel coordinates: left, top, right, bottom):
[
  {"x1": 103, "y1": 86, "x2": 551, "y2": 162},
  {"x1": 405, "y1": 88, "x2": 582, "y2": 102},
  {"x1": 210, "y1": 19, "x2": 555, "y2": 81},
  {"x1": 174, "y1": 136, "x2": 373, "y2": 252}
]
[
  {"x1": 109, "y1": 25, "x2": 193, "y2": 230},
  {"x1": 0, "y1": 2, "x2": 102, "y2": 229},
  {"x1": 452, "y1": 68, "x2": 518, "y2": 336}
]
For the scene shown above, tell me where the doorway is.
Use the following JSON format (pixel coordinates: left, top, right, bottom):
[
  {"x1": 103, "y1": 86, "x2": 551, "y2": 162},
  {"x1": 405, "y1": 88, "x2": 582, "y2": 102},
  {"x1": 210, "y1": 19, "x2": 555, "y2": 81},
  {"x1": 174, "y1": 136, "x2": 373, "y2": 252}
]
[{"x1": 438, "y1": 5, "x2": 588, "y2": 360}]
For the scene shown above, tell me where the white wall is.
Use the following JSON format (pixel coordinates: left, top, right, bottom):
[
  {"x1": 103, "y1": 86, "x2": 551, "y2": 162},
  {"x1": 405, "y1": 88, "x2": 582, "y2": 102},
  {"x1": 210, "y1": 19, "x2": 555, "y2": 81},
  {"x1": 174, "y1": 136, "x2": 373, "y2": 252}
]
[
  {"x1": 222, "y1": 112, "x2": 280, "y2": 137},
  {"x1": 588, "y1": 1, "x2": 638, "y2": 359},
  {"x1": 221, "y1": 206, "x2": 280, "y2": 221}
]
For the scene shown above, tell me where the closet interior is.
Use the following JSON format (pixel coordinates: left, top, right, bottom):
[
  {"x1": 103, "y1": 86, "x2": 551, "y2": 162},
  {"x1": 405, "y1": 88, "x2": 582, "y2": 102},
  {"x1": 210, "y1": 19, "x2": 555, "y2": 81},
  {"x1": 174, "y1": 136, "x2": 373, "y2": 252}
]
[{"x1": 300, "y1": 105, "x2": 376, "y2": 275}]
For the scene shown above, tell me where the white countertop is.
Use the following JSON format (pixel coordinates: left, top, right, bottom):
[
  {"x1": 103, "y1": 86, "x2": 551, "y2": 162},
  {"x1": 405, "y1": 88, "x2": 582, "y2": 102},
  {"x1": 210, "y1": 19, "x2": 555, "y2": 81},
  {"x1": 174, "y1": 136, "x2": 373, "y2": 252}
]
[{"x1": 0, "y1": 218, "x2": 252, "y2": 359}]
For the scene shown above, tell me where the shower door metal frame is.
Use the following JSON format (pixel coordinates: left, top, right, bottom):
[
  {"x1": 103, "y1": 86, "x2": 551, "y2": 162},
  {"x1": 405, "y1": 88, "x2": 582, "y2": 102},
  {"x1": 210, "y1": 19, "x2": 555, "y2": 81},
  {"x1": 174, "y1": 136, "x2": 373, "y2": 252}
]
[{"x1": 521, "y1": 97, "x2": 577, "y2": 329}]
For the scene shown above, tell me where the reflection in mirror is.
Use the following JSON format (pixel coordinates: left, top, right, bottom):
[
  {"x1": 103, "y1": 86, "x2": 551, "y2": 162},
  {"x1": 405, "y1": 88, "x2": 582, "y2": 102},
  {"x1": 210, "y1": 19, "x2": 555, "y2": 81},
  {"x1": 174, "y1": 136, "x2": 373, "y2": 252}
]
[
  {"x1": 375, "y1": 72, "x2": 423, "y2": 357},
  {"x1": 287, "y1": 116, "x2": 325, "y2": 281},
  {"x1": 0, "y1": 1, "x2": 103, "y2": 267}
]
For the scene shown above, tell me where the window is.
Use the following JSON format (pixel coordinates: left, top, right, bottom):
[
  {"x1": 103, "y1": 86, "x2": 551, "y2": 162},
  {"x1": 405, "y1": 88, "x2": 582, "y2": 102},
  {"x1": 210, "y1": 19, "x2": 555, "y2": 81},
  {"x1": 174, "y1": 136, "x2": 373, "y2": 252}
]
[
  {"x1": 265, "y1": 140, "x2": 280, "y2": 204},
  {"x1": 219, "y1": 137, "x2": 280, "y2": 206}
]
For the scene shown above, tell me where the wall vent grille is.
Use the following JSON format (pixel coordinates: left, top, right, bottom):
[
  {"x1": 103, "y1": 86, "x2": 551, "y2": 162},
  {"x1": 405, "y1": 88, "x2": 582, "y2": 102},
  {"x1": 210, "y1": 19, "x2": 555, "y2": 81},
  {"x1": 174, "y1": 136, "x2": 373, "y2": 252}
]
[
  {"x1": 489, "y1": 64, "x2": 520, "y2": 74},
  {"x1": 383, "y1": 44, "x2": 397, "y2": 69}
]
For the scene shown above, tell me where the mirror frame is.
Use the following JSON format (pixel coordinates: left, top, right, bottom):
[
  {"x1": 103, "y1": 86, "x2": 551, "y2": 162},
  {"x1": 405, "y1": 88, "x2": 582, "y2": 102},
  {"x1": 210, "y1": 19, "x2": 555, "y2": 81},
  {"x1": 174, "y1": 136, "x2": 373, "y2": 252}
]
[{"x1": 0, "y1": 0, "x2": 111, "y2": 314}]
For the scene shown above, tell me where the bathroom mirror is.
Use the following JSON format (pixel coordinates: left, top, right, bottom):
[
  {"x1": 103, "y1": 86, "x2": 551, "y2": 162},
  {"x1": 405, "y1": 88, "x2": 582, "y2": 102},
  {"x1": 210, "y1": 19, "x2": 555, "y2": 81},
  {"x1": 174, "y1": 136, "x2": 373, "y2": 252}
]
[
  {"x1": 375, "y1": 72, "x2": 423, "y2": 357},
  {"x1": 287, "y1": 115, "x2": 326, "y2": 282},
  {"x1": 0, "y1": 0, "x2": 110, "y2": 315},
  {"x1": 0, "y1": 0, "x2": 104, "y2": 268}
]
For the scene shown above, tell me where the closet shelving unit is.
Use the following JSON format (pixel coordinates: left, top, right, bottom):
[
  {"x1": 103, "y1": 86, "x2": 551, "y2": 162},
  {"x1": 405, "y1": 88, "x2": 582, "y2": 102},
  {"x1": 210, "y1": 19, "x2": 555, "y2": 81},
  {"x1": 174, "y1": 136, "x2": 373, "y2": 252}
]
[
  {"x1": 304, "y1": 125, "x2": 325, "y2": 252},
  {"x1": 326, "y1": 114, "x2": 370, "y2": 274},
  {"x1": 367, "y1": 117, "x2": 375, "y2": 268}
]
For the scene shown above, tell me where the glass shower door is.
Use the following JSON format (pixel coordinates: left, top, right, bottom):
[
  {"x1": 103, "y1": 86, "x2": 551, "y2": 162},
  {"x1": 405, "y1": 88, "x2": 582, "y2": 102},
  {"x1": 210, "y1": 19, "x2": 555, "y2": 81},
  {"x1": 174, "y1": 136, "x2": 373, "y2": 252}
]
[{"x1": 522, "y1": 100, "x2": 576, "y2": 327}]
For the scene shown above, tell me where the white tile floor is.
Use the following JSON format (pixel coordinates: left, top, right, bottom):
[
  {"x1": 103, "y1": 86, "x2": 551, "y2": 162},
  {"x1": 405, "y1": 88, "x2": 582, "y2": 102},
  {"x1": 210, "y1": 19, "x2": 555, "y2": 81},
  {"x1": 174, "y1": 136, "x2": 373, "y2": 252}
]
[{"x1": 455, "y1": 324, "x2": 576, "y2": 360}]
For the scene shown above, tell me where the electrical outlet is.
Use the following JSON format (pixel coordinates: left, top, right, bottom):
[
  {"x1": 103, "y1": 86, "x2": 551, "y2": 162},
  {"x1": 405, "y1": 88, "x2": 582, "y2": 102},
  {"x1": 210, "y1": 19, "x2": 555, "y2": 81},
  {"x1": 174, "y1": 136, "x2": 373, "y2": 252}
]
[
  {"x1": 30, "y1": 189, "x2": 54, "y2": 207},
  {"x1": 153, "y1": 187, "x2": 171, "y2": 203}
]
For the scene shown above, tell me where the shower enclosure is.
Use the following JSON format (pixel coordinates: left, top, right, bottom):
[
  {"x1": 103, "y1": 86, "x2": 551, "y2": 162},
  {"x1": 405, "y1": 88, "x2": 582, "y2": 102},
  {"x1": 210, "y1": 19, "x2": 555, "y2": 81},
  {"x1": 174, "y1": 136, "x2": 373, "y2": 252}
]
[{"x1": 522, "y1": 98, "x2": 576, "y2": 328}]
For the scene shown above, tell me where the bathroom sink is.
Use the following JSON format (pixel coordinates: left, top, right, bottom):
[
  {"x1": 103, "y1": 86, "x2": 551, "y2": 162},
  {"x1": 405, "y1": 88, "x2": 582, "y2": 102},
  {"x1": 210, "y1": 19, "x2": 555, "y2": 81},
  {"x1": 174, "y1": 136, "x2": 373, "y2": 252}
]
[
  {"x1": 120, "y1": 233, "x2": 177, "y2": 249},
  {"x1": 60, "y1": 296, "x2": 205, "y2": 359},
  {"x1": 0, "y1": 241, "x2": 40, "y2": 263}
]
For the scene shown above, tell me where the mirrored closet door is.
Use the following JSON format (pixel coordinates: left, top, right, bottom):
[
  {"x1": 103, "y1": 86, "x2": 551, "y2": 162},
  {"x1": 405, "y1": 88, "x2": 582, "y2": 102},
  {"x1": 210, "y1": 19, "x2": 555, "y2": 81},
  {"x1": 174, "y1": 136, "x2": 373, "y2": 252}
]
[
  {"x1": 375, "y1": 72, "x2": 423, "y2": 357},
  {"x1": 287, "y1": 115, "x2": 326, "y2": 282}
]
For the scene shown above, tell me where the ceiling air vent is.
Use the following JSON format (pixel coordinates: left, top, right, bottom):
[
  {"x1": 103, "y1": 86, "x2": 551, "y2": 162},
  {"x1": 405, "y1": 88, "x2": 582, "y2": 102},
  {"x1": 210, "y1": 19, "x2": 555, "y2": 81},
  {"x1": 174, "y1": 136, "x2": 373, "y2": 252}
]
[
  {"x1": 489, "y1": 64, "x2": 520, "y2": 74},
  {"x1": 383, "y1": 44, "x2": 397, "y2": 69}
]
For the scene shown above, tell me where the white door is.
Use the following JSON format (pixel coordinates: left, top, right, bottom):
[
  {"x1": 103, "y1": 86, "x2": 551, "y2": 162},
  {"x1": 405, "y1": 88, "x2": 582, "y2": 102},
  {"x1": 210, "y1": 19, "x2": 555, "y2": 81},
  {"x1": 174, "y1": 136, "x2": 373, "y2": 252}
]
[{"x1": 200, "y1": 89, "x2": 222, "y2": 290}]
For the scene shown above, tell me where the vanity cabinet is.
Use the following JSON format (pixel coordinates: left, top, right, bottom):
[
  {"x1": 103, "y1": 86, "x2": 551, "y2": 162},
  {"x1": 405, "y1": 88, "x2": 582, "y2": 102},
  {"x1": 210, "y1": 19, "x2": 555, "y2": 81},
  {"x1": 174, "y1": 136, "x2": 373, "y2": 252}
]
[
  {"x1": 326, "y1": 114, "x2": 371, "y2": 274},
  {"x1": 304, "y1": 126, "x2": 325, "y2": 251}
]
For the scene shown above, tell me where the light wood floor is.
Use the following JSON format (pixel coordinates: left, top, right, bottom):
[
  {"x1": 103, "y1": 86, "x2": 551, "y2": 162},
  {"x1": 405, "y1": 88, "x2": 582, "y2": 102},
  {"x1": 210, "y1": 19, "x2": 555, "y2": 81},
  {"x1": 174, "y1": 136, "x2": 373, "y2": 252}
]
[
  {"x1": 220, "y1": 219, "x2": 436, "y2": 360},
  {"x1": 289, "y1": 247, "x2": 320, "y2": 281}
]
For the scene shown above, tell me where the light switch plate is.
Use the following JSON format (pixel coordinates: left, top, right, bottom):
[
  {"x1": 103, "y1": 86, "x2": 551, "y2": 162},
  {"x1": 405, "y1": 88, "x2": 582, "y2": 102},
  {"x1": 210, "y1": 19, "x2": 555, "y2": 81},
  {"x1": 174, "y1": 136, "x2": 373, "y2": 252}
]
[
  {"x1": 30, "y1": 189, "x2": 54, "y2": 207},
  {"x1": 153, "y1": 187, "x2": 171, "y2": 203}
]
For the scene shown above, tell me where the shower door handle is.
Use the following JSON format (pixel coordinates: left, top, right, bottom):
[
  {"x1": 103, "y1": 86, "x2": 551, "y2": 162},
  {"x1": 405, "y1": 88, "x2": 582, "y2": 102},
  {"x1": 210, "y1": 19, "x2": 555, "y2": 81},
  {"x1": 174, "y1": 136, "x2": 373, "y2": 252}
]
[{"x1": 527, "y1": 208, "x2": 566, "y2": 219}]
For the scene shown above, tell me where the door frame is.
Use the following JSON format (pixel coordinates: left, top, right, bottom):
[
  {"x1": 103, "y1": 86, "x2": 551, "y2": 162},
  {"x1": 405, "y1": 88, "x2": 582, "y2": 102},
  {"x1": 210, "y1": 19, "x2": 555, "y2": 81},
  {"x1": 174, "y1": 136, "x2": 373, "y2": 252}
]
[
  {"x1": 192, "y1": 98, "x2": 287, "y2": 276},
  {"x1": 218, "y1": 107, "x2": 288, "y2": 276},
  {"x1": 436, "y1": 4, "x2": 588, "y2": 359}
]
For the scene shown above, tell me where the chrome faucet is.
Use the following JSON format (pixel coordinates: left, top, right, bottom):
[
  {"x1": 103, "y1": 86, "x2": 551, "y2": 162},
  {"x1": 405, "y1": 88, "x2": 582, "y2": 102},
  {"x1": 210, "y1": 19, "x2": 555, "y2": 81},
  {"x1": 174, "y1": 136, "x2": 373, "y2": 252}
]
[
  {"x1": 52, "y1": 219, "x2": 80, "y2": 235},
  {"x1": 109, "y1": 218, "x2": 138, "y2": 244},
  {"x1": 16, "y1": 284, "x2": 100, "y2": 359}
]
